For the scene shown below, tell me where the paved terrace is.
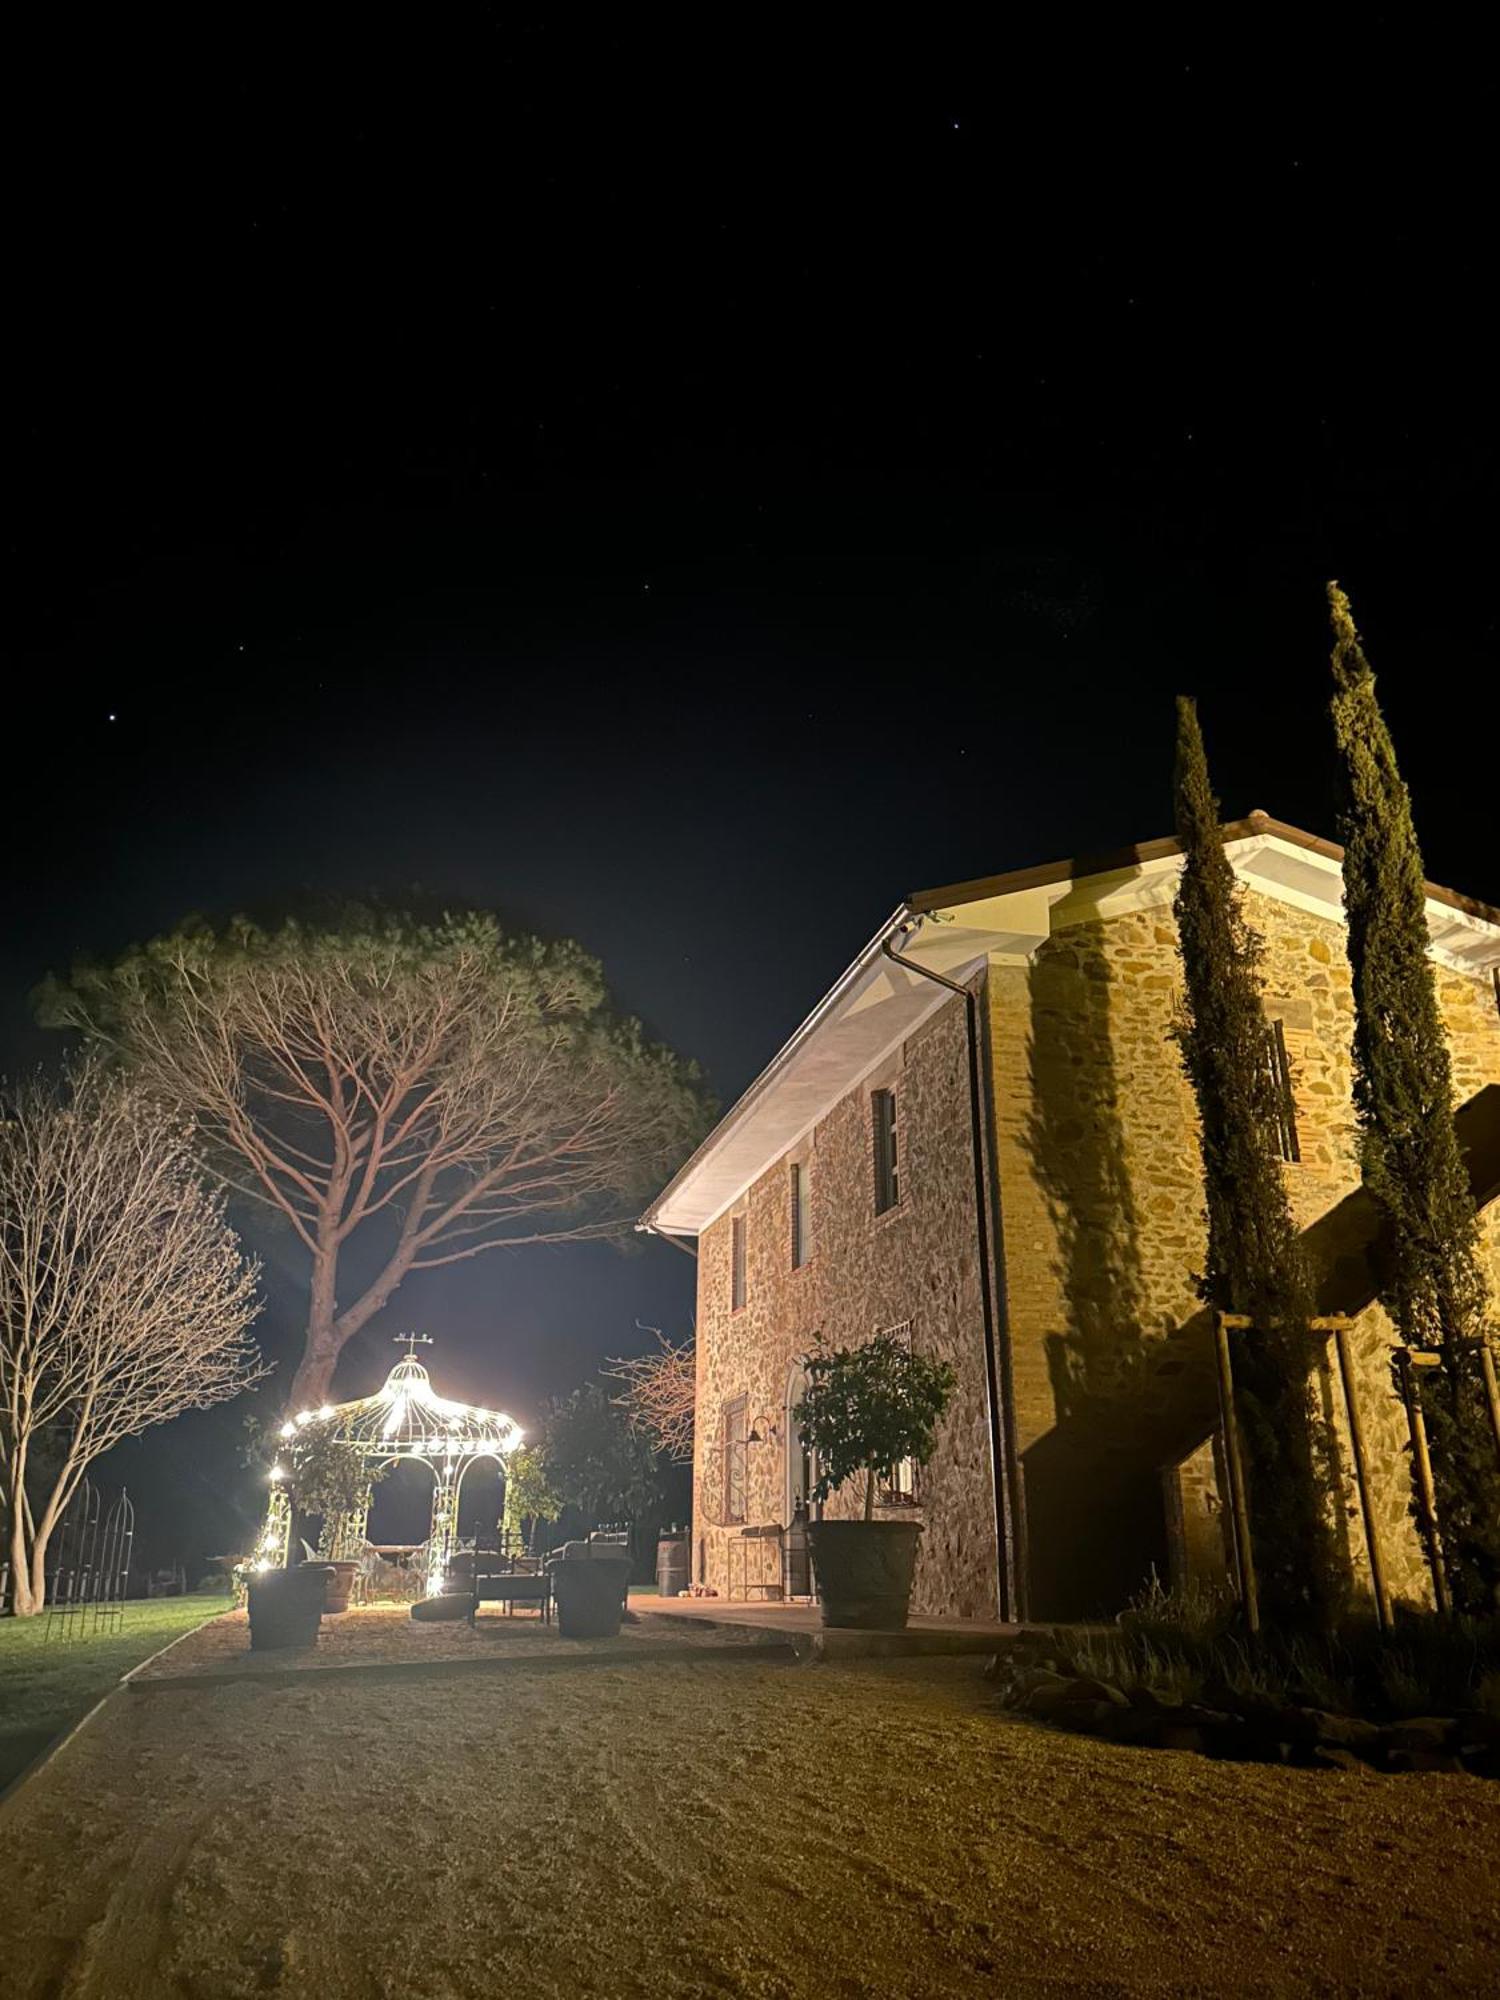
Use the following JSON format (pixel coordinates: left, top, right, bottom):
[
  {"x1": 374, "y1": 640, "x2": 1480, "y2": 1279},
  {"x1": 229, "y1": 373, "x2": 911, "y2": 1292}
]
[{"x1": 629, "y1": 1590, "x2": 1024, "y2": 1657}]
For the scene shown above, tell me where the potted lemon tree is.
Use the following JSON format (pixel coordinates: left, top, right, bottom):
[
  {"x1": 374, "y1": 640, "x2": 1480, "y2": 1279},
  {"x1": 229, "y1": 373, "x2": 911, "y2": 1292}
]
[
  {"x1": 288, "y1": 1426, "x2": 387, "y2": 1612},
  {"x1": 794, "y1": 1332, "x2": 955, "y2": 1629}
]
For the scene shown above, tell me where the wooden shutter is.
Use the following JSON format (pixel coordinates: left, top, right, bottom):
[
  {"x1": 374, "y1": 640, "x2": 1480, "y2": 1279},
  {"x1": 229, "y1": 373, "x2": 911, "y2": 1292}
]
[
  {"x1": 1262, "y1": 1021, "x2": 1301, "y2": 1163},
  {"x1": 731, "y1": 1213, "x2": 747, "y2": 1310},
  {"x1": 790, "y1": 1161, "x2": 812, "y2": 1267},
  {"x1": 872, "y1": 1089, "x2": 899, "y2": 1212}
]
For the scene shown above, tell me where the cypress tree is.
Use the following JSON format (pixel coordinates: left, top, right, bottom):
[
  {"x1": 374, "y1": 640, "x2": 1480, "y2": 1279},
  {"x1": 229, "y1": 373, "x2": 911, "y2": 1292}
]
[
  {"x1": 1173, "y1": 696, "x2": 1339, "y2": 1626},
  {"x1": 1328, "y1": 582, "x2": 1500, "y2": 1614}
]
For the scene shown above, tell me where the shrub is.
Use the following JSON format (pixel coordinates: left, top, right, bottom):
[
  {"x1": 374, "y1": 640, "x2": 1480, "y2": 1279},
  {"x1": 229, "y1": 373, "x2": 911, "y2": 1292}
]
[
  {"x1": 1053, "y1": 1576, "x2": 1500, "y2": 1721},
  {"x1": 793, "y1": 1332, "x2": 956, "y2": 1520}
]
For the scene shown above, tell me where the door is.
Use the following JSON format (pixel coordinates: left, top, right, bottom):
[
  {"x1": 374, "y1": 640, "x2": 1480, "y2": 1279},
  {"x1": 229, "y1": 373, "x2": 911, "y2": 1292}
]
[
  {"x1": 785, "y1": 1363, "x2": 818, "y2": 1522},
  {"x1": 785, "y1": 1363, "x2": 816, "y2": 1599}
]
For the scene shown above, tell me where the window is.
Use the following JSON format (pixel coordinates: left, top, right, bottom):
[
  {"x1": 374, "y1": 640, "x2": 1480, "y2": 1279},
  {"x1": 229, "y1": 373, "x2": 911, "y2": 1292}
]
[
  {"x1": 882, "y1": 1458, "x2": 920, "y2": 1507},
  {"x1": 723, "y1": 1398, "x2": 747, "y2": 1524},
  {"x1": 1262, "y1": 1020, "x2": 1300, "y2": 1163},
  {"x1": 872, "y1": 1087, "x2": 900, "y2": 1213},
  {"x1": 730, "y1": 1212, "x2": 747, "y2": 1311},
  {"x1": 790, "y1": 1161, "x2": 811, "y2": 1268},
  {"x1": 877, "y1": 1320, "x2": 917, "y2": 1504}
]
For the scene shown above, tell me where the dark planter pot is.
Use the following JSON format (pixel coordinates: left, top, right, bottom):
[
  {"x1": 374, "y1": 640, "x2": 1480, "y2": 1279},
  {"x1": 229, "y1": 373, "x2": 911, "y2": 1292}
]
[
  {"x1": 549, "y1": 1555, "x2": 630, "y2": 1639},
  {"x1": 248, "y1": 1565, "x2": 332, "y2": 1650},
  {"x1": 807, "y1": 1520, "x2": 922, "y2": 1630},
  {"x1": 320, "y1": 1560, "x2": 360, "y2": 1614}
]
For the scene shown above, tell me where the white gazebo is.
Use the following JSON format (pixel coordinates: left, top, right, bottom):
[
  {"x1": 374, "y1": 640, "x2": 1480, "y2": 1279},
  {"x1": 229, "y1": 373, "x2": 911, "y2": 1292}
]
[{"x1": 253, "y1": 1335, "x2": 524, "y2": 1593}]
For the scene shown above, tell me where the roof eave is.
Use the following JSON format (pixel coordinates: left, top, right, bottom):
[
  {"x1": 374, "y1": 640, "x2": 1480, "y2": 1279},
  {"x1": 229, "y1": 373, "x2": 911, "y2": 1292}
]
[
  {"x1": 638, "y1": 900, "x2": 917, "y2": 1236},
  {"x1": 909, "y1": 812, "x2": 1500, "y2": 931}
]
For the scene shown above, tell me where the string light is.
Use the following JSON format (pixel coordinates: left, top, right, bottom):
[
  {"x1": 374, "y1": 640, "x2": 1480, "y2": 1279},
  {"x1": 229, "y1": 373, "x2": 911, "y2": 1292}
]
[{"x1": 252, "y1": 1340, "x2": 522, "y2": 1591}]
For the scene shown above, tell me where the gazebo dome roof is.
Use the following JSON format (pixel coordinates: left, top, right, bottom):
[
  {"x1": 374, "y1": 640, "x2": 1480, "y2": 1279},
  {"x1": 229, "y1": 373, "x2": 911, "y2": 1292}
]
[{"x1": 280, "y1": 1344, "x2": 523, "y2": 1466}]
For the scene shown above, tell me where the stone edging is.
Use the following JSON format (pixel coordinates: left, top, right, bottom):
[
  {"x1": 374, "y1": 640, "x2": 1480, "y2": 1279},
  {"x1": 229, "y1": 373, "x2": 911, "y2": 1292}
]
[{"x1": 988, "y1": 1660, "x2": 1500, "y2": 1778}]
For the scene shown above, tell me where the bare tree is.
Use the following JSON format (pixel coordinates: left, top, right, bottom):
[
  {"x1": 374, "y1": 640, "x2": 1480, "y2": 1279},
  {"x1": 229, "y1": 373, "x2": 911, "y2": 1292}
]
[
  {"x1": 608, "y1": 1325, "x2": 696, "y2": 1462},
  {"x1": 40, "y1": 914, "x2": 707, "y2": 1406},
  {"x1": 0, "y1": 1060, "x2": 264, "y2": 1613}
]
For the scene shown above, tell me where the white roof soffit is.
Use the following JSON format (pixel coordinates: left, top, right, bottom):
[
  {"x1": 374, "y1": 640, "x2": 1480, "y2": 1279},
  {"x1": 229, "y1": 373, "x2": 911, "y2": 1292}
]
[
  {"x1": 1049, "y1": 832, "x2": 1500, "y2": 978},
  {"x1": 643, "y1": 887, "x2": 1061, "y2": 1237},
  {"x1": 644, "y1": 832, "x2": 1500, "y2": 1241}
]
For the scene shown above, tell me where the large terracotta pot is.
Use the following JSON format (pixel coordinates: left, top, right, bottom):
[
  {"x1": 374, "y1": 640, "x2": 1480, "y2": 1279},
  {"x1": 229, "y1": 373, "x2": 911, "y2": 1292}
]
[
  {"x1": 247, "y1": 1565, "x2": 332, "y2": 1649},
  {"x1": 321, "y1": 1560, "x2": 360, "y2": 1613},
  {"x1": 806, "y1": 1520, "x2": 922, "y2": 1630}
]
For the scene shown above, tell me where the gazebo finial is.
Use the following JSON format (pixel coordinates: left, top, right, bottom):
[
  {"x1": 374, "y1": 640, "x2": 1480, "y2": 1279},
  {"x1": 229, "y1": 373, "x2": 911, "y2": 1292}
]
[{"x1": 395, "y1": 1331, "x2": 434, "y2": 1360}]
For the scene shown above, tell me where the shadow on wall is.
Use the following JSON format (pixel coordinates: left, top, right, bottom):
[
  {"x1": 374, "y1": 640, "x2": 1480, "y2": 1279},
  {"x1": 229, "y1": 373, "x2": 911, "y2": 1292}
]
[
  {"x1": 1014, "y1": 1076, "x2": 1500, "y2": 1621},
  {"x1": 1020, "y1": 926, "x2": 1169, "y2": 1619}
]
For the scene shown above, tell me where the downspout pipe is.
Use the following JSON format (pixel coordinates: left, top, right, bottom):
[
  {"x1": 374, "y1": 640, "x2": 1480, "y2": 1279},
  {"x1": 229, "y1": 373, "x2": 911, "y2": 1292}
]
[{"x1": 882, "y1": 919, "x2": 1020, "y2": 1623}]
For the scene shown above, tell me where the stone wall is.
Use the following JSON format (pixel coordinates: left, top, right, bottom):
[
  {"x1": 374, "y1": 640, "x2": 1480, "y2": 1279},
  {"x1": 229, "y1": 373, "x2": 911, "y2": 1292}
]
[
  {"x1": 987, "y1": 886, "x2": 1500, "y2": 1620},
  {"x1": 1165, "y1": 1437, "x2": 1232, "y2": 1594},
  {"x1": 692, "y1": 992, "x2": 1002, "y2": 1619}
]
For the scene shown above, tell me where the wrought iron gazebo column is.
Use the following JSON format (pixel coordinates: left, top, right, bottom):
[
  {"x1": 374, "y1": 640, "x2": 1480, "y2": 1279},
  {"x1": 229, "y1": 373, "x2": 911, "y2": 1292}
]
[
  {"x1": 321, "y1": 1486, "x2": 373, "y2": 1562},
  {"x1": 427, "y1": 1460, "x2": 461, "y2": 1590},
  {"x1": 256, "y1": 1487, "x2": 292, "y2": 1572}
]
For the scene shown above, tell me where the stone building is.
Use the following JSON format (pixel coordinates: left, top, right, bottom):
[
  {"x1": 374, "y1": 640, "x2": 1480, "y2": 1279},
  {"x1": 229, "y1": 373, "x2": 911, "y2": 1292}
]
[{"x1": 640, "y1": 815, "x2": 1500, "y2": 1622}]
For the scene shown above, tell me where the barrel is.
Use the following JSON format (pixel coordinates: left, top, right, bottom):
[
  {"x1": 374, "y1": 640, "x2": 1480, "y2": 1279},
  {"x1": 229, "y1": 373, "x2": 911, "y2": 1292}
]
[{"x1": 655, "y1": 1533, "x2": 689, "y2": 1599}]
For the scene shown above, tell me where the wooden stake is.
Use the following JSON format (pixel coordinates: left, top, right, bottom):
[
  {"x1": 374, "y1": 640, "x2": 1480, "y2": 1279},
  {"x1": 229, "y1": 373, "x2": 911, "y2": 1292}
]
[
  {"x1": 1397, "y1": 1350, "x2": 1450, "y2": 1615},
  {"x1": 1478, "y1": 1343, "x2": 1500, "y2": 1470},
  {"x1": 1321, "y1": 1317, "x2": 1391, "y2": 1633},
  {"x1": 1213, "y1": 1313, "x2": 1260, "y2": 1636}
]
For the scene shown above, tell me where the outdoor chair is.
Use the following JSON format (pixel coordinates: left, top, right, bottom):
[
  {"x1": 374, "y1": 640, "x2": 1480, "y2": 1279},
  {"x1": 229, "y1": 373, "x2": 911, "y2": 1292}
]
[{"x1": 470, "y1": 1530, "x2": 553, "y2": 1625}]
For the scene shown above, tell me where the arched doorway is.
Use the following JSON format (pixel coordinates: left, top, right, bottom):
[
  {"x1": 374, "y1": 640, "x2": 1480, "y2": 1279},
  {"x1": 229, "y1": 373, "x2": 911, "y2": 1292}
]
[
  {"x1": 785, "y1": 1361, "x2": 815, "y2": 1523},
  {"x1": 784, "y1": 1361, "x2": 817, "y2": 1599},
  {"x1": 365, "y1": 1457, "x2": 432, "y2": 1546},
  {"x1": 456, "y1": 1453, "x2": 506, "y2": 1546}
]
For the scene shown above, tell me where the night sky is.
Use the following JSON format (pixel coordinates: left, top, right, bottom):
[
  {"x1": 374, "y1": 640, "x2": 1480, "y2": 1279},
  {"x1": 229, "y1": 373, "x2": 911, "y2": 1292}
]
[{"x1": 7, "y1": 23, "x2": 1496, "y2": 1562}]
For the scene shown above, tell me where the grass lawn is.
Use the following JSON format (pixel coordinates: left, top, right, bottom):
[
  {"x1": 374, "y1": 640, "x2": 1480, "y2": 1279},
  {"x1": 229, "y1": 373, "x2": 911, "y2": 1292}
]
[
  {"x1": 2, "y1": 1624, "x2": 1499, "y2": 1995},
  {"x1": 0, "y1": 1591, "x2": 223, "y2": 1792}
]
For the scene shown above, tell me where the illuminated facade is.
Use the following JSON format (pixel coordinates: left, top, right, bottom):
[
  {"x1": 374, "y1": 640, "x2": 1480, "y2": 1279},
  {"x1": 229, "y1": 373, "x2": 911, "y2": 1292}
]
[{"x1": 642, "y1": 816, "x2": 1500, "y2": 1623}]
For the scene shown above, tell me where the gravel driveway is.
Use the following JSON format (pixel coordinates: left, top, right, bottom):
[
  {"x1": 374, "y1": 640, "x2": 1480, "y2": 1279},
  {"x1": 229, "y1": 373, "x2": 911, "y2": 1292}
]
[{"x1": 1, "y1": 1630, "x2": 1496, "y2": 1996}]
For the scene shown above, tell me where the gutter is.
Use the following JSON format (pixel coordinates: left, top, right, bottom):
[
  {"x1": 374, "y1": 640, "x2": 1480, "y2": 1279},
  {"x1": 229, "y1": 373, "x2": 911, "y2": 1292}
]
[
  {"x1": 636, "y1": 900, "x2": 1024, "y2": 1622},
  {"x1": 638, "y1": 901, "x2": 915, "y2": 1237},
  {"x1": 647, "y1": 1225, "x2": 698, "y2": 1261},
  {"x1": 882, "y1": 919, "x2": 1022, "y2": 1624}
]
